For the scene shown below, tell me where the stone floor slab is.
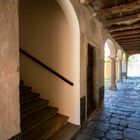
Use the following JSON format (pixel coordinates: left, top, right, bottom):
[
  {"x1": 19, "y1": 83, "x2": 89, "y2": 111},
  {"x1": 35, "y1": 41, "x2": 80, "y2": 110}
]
[
  {"x1": 123, "y1": 128, "x2": 140, "y2": 140},
  {"x1": 75, "y1": 77, "x2": 140, "y2": 140}
]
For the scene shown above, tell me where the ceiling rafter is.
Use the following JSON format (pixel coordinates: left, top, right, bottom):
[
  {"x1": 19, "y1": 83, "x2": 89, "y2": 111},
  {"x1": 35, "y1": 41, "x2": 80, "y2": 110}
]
[
  {"x1": 119, "y1": 42, "x2": 140, "y2": 46},
  {"x1": 104, "y1": 13, "x2": 140, "y2": 26},
  {"x1": 107, "y1": 23, "x2": 140, "y2": 32},
  {"x1": 116, "y1": 37, "x2": 140, "y2": 42},
  {"x1": 114, "y1": 34, "x2": 140, "y2": 40},
  {"x1": 90, "y1": 0, "x2": 140, "y2": 54},
  {"x1": 117, "y1": 39, "x2": 140, "y2": 43},
  {"x1": 111, "y1": 29, "x2": 140, "y2": 37},
  {"x1": 120, "y1": 44, "x2": 140, "y2": 48},
  {"x1": 97, "y1": 1, "x2": 140, "y2": 18}
]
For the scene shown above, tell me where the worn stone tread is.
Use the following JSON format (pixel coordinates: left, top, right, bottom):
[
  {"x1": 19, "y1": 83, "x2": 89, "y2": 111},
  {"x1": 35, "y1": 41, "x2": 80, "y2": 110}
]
[
  {"x1": 20, "y1": 92, "x2": 40, "y2": 104},
  {"x1": 21, "y1": 106, "x2": 58, "y2": 131},
  {"x1": 48, "y1": 123, "x2": 80, "y2": 140},
  {"x1": 21, "y1": 98, "x2": 49, "y2": 117},
  {"x1": 22, "y1": 114, "x2": 69, "y2": 140}
]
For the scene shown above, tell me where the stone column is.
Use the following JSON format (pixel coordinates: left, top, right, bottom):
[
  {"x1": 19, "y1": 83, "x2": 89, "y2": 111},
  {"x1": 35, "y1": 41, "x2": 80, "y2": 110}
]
[
  {"x1": 109, "y1": 58, "x2": 117, "y2": 90},
  {"x1": 125, "y1": 58, "x2": 128, "y2": 79},
  {"x1": 117, "y1": 59, "x2": 123, "y2": 83}
]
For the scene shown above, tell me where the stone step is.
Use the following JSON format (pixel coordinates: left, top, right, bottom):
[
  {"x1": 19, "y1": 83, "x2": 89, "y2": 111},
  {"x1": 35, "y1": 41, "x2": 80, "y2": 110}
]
[
  {"x1": 22, "y1": 114, "x2": 69, "y2": 140},
  {"x1": 20, "y1": 85, "x2": 32, "y2": 93},
  {"x1": 20, "y1": 80, "x2": 24, "y2": 86},
  {"x1": 21, "y1": 106, "x2": 58, "y2": 132},
  {"x1": 20, "y1": 92, "x2": 40, "y2": 104},
  {"x1": 21, "y1": 99, "x2": 49, "y2": 118},
  {"x1": 48, "y1": 123, "x2": 80, "y2": 140}
]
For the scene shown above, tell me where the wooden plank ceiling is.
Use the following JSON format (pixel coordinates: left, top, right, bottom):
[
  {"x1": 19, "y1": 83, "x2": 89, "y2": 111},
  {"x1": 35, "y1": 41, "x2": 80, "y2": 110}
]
[{"x1": 87, "y1": 0, "x2": 140, "y2": 54}]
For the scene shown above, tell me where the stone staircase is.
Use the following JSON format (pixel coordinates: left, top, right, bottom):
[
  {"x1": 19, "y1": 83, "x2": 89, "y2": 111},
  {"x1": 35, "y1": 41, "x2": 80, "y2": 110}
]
[{"x1": 20, "y1": 80, "x2": 69, "y2": 140}]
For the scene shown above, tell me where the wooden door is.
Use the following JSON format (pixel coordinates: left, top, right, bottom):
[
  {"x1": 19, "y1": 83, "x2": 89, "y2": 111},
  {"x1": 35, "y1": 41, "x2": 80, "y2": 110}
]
[{"x1": 87, "y1": 45, "x2": 96, "y2": 116}]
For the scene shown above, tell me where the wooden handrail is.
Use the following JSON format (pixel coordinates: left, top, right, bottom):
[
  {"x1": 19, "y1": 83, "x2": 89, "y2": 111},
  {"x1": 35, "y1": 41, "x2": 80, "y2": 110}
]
[{"x1": 20, "y1": 49, "x2": 74, "y2": 86}]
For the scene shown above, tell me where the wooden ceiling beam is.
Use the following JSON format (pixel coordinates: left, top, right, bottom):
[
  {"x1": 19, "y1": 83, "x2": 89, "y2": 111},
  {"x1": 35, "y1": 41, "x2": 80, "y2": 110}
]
[
  {"x1": 120, "y1": 45, "x2": 140, "y2": 48},
  {"x1": 127, "y1": 50, "x2": 140, "y2": 52},
  {"x1": 124, "y1": 50, "x2": 140, "y2": 52},
  {"x1": 120, "y1": 42, "x2": 140, "y2": 46},
  {"x1": 122, "y1": 47, "x2": 140, "y2": 50},
  {"x1": 122, "y1": 50, "x2": 140, "y2": 52},
  {"x1": 111, "y1": 29, "x2": 140, "y2": 37},
  {"x1": 97, "y1": 1, "x2": 140, "y2": 18},
  {"x1": 119, "y1": 42, "x2": 140, "y2": 45},
  {"x1": 126, "y1": 50, "x2": 140, "y2": 55},
  {"x1": 114, "y1": 34, "x2": 140, "y2": 40},
  {"x1": 118, "y1": 40, "x2": 140, "y2": 44},
  {"x1": 120, "y1": 44, "x2": 140, "y2": 47},
  {"x1": 121, "y1": 45, "x2": 140, "y2": 50},
  {"x1": 122, "y1": 49, "x2": 140, "y2": 53},
  {"x1": 108, "y1": 23, "x2": 140, "y2": 32},
  {"x1": 104, "y1": 13, "x2": 140, "y2": 26},
  {"x1": 123, "y1": 50, "x2": 140, "y2": 53},
  {"x1": 124, "y1": 49, "x2": 140, "y2": 51},
  {"x1": 119, "y1": 42, "x2": 140, "y2": 46},
  {"x1": 116, "y1": 37, "x2": 140, "y2": 42}
]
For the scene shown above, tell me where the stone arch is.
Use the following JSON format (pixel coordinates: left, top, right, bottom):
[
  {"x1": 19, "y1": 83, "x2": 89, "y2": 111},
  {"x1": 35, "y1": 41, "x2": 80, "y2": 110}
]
[
  {"x1": 117, "y1": 49, "x2": 123, "y2": 60},
  {"x1": 123, "y1": 53, "x2": 126, "y2": 60},
  {"x1": 57, "y1": 0, "x2": 80, "y2": 125},
  {"x1": 105, "y1": 39, "x2": 116, "y2": 59},
  {"x1": 57, "y1": 0, "x2": 80, "y2": 124},
  {"x1": 104, "y1": 39, "x2": 117, "y2": 90}
]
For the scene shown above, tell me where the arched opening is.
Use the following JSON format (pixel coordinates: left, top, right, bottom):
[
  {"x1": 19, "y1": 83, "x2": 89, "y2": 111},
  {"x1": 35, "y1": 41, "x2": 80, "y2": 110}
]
[
  {"x1": 104, "y1": 39, "x2": 116, "y2": 90},
  {"x1": 19, "y1": 0, "x2": 80, "y2": 137},
  {"x1": 104, "y1": 41, "x2": 111, "y2": 88},
  {"x1": 128, "y1": 54, "x2": 140, "y2": 77}
]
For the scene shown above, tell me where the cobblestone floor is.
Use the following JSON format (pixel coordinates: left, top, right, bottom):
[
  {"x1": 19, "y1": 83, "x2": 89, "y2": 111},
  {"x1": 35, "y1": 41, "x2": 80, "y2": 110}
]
[{"x1": 75, "y1": 77, "x2": 140, "y2": 140}]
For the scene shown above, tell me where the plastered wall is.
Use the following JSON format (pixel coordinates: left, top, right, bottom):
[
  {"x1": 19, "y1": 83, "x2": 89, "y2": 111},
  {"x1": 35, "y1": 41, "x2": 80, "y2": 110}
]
[
  {"x1": 20, "y1": 0, "x2": 80, "y2": 125},
  {"x1": 0, "y1": 0, "x2": 20, "y2": 139}
]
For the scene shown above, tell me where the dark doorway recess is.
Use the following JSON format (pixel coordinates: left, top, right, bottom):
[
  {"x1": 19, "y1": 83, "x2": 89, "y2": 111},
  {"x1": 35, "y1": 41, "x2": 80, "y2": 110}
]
[{"x1": 87, "y1": 44, "x2": 96, "y2": 116}]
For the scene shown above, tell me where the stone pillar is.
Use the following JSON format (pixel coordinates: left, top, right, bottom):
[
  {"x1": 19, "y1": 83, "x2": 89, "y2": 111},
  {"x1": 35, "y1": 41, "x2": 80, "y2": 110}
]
[
  {"x1": 117, "y1": 59, "x2": 123, "y2": 83},
  {"x1": 125, "y1": 58, "x2": 128, "y2": 79},
  {"x1": 109, "y1": 58, "x2": 117, "y2": 90}
]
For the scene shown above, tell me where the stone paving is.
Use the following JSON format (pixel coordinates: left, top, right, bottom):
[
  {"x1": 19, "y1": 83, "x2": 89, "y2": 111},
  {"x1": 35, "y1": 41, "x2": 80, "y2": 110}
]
[{"x1": 75, "y1": 77, "x2": 140, "y2": 140}]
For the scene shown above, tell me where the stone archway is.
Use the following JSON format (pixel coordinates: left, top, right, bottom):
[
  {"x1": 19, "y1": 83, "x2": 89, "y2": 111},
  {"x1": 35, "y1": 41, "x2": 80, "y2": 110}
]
[
  {"x1": 57, "y1": 0, "x2": 80, "y2": 125},
  {"x1": 106, "y1": 39, "x2": 116, "y2": 60},
  {"x1": 104, "y1": 39, "x2": 117, "y2": 90}
]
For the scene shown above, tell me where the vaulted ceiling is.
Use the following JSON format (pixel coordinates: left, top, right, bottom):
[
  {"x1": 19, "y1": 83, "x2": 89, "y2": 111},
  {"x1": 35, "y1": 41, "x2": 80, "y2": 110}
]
[{"x1": 87, "y1": 0, "x2": 140, "y2": 55}]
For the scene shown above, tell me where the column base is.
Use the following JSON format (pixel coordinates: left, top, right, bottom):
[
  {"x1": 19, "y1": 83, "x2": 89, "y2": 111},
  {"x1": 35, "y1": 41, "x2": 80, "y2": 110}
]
[
  {"x1": 117, "y1": 79, "x2": 123, "y2": 83},
  {"x1": 109, "y1": 86, "x2": 117, "y2": 90},
  {"x1": 124, "y1": 76, "x2": 127, "y2": 79}
]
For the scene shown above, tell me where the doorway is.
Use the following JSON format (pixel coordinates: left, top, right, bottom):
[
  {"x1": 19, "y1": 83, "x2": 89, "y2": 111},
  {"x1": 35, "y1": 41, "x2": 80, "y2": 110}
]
[{"x1": 87, "y1": 44, "x2": 96, "y2": 116}]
